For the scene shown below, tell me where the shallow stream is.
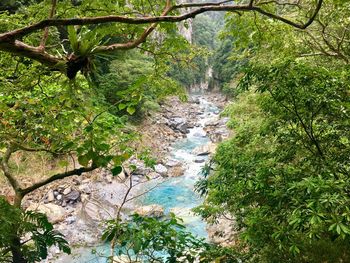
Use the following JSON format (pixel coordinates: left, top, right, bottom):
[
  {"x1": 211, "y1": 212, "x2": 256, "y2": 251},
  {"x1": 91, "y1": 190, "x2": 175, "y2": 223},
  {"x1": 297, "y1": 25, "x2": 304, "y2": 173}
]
[{"x1": 56, "y1": 95, "x2": 220, "y2": 262}]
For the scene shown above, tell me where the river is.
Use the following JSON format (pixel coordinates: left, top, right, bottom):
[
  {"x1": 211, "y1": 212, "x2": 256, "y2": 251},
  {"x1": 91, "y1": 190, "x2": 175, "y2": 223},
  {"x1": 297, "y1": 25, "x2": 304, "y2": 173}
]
[{"x1": 55, "y1": 94, "x2": 221, "y2": 263}]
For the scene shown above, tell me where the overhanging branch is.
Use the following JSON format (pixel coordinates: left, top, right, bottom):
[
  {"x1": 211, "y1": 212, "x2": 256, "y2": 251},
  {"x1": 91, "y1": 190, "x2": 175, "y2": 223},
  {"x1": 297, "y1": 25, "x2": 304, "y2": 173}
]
[
  {"x1": 0, "y1": 1, "x2": 323, "y2": 42},
  {"x1": 21, "y1": 165, "x2": 97, "y2": 196},
  {"x1": 0, "y1": 0, "x2": 323, "y2": 73}
]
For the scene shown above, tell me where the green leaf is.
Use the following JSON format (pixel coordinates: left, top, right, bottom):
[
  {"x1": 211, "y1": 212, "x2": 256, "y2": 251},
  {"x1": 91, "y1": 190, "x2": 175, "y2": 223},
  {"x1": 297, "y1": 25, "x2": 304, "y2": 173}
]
[
  {"x1": 118, "y1": 103, "x2": 127, "y2": 110},
  {"x1": 111, "y1": 166, "x2": 123, "y2": 176},
  {"x1": 126, "y1": 106, "x2": 136, "y2": 115},
  {"x1": 78, "y1": 154, "x2": 90, "y2": 167}
]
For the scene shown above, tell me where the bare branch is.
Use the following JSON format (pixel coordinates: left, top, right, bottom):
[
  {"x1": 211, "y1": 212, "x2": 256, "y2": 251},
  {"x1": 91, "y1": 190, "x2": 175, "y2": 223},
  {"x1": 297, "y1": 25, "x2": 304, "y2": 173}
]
[
  {"x1": 39, "y1": 0, "x2": 57, "y2": 50},
  {"x1": 21, "y1": 165, "x2": 97, "y2": 196}
]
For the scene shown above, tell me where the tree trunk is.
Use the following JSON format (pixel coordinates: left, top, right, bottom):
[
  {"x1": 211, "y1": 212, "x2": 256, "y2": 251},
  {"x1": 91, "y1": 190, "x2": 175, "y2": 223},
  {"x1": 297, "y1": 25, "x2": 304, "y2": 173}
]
[{"x1": 10, "y1": 236, "x2": 27, "y2": 263}]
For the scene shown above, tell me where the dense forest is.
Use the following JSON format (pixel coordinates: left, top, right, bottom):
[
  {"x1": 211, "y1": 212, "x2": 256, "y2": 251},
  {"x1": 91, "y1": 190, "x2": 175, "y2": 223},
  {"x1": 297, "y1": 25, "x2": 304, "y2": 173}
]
[{"x1": 1, "y1": 0, "x2": 349, "y2": 263}]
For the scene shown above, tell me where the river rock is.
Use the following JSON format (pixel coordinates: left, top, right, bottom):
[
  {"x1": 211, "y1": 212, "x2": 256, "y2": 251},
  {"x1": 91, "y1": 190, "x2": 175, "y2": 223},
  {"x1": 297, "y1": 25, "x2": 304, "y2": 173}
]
[
  {"x1": 113, "y1": 255, "x2": 140, "y2": 263},
  {"x1": 134, "y1": 204, "x2": 164, "y2": 218},
  {"x1": 208, "y1": 128, "x2": 230, "y2": 143},
  {"x1": 204, "y1": 119, "x2": 220, "y2": 127},
  {"x1": 80, "y1": 198, "x2": 116, "y2": 222},
  {"x1": 192, "y1": 143, "x2": 217, "y2": 156},
  {"x1": 193, "y1": 129, "x2": 206, "y2": 137},
  {"x1": 27, "y1": 203, "x2": 66, "y2": 223},
  {"x1": 194, "y1": 158, "x2": 205, "y2": 163},
  {"x1": 177, "y1": 123, "x2": 189, "y2": 134},
  {"x1": 167, "y1": 117, "x2": 190, "y2": 134},
  {"x1": 47, "y1": 189, "x2": 55, "y2": 202},
  {"x1": 165, "y1": 159, "x2": 181, "y2": 167},
  {"x1": 65, "y1": 190, "x2": 80, "y2": 202},
  {"x1": 154, "y1": 164, "x2": 168, "y2": 176},
  {"x1": 63, "y1": 187, "x2": 72, "y2": 195},
  {"x1": 168, "y1": 166, "x2": 185, "y2": 177},
  {"x1": 207, "y1": 216, "x2": 237, "y2": 247}
]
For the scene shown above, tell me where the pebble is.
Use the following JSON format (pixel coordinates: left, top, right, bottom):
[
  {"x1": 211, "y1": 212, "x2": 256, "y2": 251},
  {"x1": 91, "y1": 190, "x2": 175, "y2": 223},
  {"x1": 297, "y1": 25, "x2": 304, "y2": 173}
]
[{"x1": 63, "y1": 187, "x2": 72, "y2": 195}]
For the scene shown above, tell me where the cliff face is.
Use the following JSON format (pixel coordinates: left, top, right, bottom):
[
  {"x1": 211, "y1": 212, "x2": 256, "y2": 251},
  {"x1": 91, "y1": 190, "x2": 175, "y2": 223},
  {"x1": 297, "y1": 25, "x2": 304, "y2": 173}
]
[{"x1": 177, "y1": 0, "x2": 194, "y2": 43}]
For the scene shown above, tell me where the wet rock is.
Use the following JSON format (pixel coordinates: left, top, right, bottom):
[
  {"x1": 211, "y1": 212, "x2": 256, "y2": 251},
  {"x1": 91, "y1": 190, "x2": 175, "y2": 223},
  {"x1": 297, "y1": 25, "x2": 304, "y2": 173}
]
[
  {"x1": 167, "y1": 117, "x2": 190, "y2": 134},
  {"x1": 65, "y1": 190, "x2": 80, "y2": 202},
  {"x1": 168, "y1": 166, "x2": 185, "y2": 177},
  {"x1": 194, "y1": 158, "x2": 205, "y2": 163},
  {"x1": 134, "y1": 204, "x2": 164, "y2": 218},
  {"x1": 165, "y1": 159, "x2": 181, "y2": 167},
  {"x1": 27, "y1": 203, "x2": 66, "y2": 223},
  {"x1": 177, "y1": 123, "x2": 189, "y2": 134},
  {"x1": 193, "y1": 130, "x2": 206, "y2": 137},
  {"x1": 154, "y1": 164, "x2": 168, "y2": 176},
  {"x1": 192, "y1": 142, "x2": 217, "y2": 156},
  {"x1": 204, "y1": 119, "x2": 220, "y2": 127}
]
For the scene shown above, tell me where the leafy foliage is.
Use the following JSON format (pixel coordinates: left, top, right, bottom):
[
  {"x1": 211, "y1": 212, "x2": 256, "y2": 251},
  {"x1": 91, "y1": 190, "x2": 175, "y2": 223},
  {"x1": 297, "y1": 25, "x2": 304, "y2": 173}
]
[
  {"x1": 103, "y1": 213, "x2": 206, "y2": 263},
  {"x1": 0, "y1": 197, "x2": 70, "y2": 262}
]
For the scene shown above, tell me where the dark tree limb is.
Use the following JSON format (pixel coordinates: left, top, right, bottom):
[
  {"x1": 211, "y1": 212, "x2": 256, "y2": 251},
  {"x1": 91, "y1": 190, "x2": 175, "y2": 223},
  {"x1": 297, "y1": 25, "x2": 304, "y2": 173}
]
[
  {"x1": 20, "y1": 165, "x2": 97, "y2": 196},
  {"x1": 0, "y1": 0, "x2": 323, "y2": 75},
  {"x1": 0, "y1": 1, "x2": 323, "y2": 41}
]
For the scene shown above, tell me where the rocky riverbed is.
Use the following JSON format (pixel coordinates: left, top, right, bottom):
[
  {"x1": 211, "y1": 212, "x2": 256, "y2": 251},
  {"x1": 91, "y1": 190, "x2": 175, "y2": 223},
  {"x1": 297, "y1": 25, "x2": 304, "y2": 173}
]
[{"x1": 19, "y1": 92, "x2": 232, "y2": 262}]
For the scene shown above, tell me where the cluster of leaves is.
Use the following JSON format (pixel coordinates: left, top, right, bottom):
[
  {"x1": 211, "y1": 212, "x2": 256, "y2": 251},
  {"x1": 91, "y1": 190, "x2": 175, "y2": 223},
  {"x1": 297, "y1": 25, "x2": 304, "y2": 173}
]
[
  {"x1": 102, "y1": 213, "x2": 242, "y2": 263},
  {"x1": 192, "y1": 1, "x2": 350, "y2": 261},
  {"x1": 197, "y1": 60, "x2": 350, "y2": 262},
  {"x1": 103, "y1": 213, "x2": 206, "y2": 263},
  {"x1": 0, "y1": 197, "x2": 70, "y2": 262}
]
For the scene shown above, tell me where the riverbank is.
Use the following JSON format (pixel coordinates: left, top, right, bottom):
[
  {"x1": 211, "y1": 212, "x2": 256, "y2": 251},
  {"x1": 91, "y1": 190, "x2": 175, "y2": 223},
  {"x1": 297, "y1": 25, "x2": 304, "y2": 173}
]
[{"x1": 24, "y1": 92, "x2": 230, "y2": 262}]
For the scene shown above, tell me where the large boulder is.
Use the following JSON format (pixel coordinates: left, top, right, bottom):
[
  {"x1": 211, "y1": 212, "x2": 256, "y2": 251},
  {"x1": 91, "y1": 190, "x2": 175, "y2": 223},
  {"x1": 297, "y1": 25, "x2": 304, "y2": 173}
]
[
  {"x1": 134, "y1": 204, "x2": 164, "y2": 218},
  {"x1": 65, "y1": 190, "x2": 80, "y2": 203},
  {"x1": 167, "y1": 117, "x2": 190, "y2": 134},
  {"x1": 113, "y1": 255, "x2": 140, "y2": 263},
  {"x1": 168, "y1": 166, "x2": 185, "y2": 177},
  {"x1": 165, "y1": 159, "x2": 181, "y2": 167},
  {"x1": 80, "y1": 197, "x2": 116, "y2": 222},
  {"x1": 154, "y1": 164, "x2": 168, "y2": 176},
  {"x1": 26, "y1": 203, "x2": 66, "y2": 223},
  {"x1": 191, "y1": 143, "x2": 217, "y2": 156}
]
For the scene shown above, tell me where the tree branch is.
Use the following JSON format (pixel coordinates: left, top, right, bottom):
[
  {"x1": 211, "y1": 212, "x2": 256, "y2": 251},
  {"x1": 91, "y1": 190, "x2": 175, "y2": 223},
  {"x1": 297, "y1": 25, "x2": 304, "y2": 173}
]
[
  {"x1": 39, "y1": 0, "x2": 57, "y2": 51},
  {"x1": 0, "y1": 0, "x2": 323, "y2": 71},
  {"x1": 96, "y1": 0, "x2": 172, "y2": 52},
  {"x1": 0, "y1": 40, "x2": 61, "y2": 67},
  {"x1": 0, "y1": 1, "x2": 323, "y2": 42},
  {"x1": 21, "y1": 165, "x2": 97, "y2": 196},
  {"x1": 0, "y1": 146, "x2": 21, "y2": 192}
]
